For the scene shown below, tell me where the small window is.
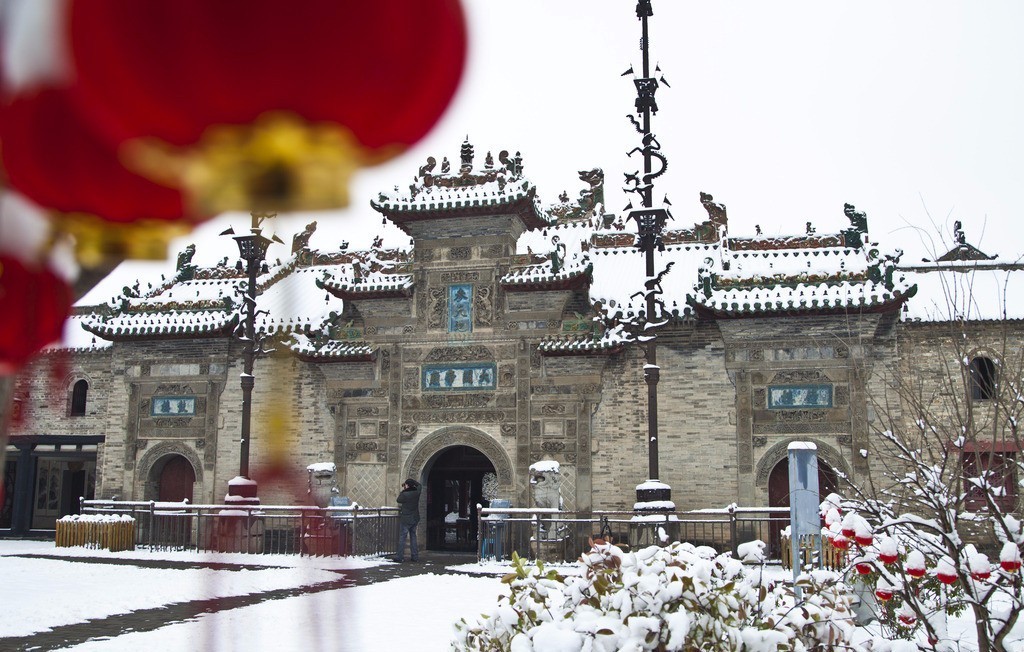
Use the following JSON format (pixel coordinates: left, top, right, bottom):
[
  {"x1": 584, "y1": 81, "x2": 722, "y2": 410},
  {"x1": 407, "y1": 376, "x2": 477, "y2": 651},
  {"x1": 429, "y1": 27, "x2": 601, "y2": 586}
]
[
  {"x1": 969, "y1": 356, "x2": 997, "y2": 401},
  {"x1": 70, "y1": 379, "x2": 88, "y2": 416},
  {"x1": 963, "y1": 452, "x2": 1016, "y2": 511}
]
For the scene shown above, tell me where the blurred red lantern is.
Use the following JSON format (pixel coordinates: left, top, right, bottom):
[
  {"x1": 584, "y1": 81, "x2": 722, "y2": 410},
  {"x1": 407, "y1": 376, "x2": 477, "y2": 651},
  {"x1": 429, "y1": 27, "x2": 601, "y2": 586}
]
[
  {"x1": 971, "y1": 569, "x2": 991, "y2": 581},
  {"x1": 879, "y1": 551, "x2": 899, "y2": 564},
  {"x1": 1002, "y1": 559, "x2": 1022, "y2": 572},
  {"x1": 831, "y1": 534, "x2": 851, "y2": 551},
  {"x1": 906, "y1": 566, "x2": 927, "y2": 579},
  {"x1": 855, "y1": 533, "x2": 873, "y2": 547},
  {"x1": 874, "y1": 588, "x2": 893, "y2": 602},
  {"x1": 1, "y1": 88, "x2": 196, "y2": 264},
  {"x1": 936, "y1": 571, "x2": 958, "y2": 585},
  {"x1": 855, "y1": 562, "x2": 873, "y2": 575},
  {"x1": 66, "y1": 0, "x2": 467, "y2": 216},
  {"x1": 898, "y1": 611, "x2": 916, "y2": 627},
  {"x1": 0, "y1": 254, "x2": 71, "y2": 374}
]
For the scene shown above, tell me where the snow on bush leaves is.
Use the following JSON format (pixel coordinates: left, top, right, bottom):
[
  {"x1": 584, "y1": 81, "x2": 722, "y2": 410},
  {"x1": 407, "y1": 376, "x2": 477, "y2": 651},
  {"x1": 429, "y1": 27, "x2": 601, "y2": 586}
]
[{"x1": 453, "y1": 541, "x2": 856, "y2": 651}]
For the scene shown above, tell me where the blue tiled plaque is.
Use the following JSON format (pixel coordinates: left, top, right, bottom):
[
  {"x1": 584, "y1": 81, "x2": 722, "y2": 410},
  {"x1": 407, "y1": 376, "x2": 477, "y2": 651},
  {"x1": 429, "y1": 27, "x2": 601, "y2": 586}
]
[
  {"x1": 422, "y1": 363, "x2": 496, "y2": 391},
  {"x1": 448, "y1": 284, "x2": 473, "y2": 333},
  {"x1": 151, "y1": 396, "x2": 196, "y2": 416},
  {"x1": 768, "y1": 384, "x2": 833, "y2": 409}
]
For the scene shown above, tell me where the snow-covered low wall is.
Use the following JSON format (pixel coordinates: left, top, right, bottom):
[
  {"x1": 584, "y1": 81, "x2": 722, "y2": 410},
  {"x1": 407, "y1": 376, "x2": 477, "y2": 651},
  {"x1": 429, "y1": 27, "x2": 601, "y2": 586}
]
[{"x1": 55, "y1": 514, "x2": 136, "y2": 552}]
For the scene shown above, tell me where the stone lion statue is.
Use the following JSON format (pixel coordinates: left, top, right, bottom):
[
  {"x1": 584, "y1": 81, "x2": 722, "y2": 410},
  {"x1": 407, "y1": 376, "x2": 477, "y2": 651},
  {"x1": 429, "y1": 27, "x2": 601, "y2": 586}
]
[
  {"x1": 307, "y1": 462, "x2": 340, "y2": 508},
  {"x1": 530, "y1": 460, "x2": 563, "y2": 537}
]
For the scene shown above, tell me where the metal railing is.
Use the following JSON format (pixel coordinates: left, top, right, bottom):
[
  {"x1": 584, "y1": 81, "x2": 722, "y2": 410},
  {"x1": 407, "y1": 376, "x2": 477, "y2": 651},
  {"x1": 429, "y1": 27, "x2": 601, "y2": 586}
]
[
  {"x1": 80, "y1": 499, "x2": 399, "y2": 557},
  {"x1": 78, "y1": 499, "x2": 793, "y2": 563},
  {"x1": 477, "y1": 506, "x2": 792, "y2": 562}
]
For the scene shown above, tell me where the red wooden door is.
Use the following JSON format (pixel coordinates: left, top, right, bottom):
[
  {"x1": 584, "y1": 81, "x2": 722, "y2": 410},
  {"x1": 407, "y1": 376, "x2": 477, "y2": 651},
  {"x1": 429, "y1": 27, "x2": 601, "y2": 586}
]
[{"x1": 158, "y1": 456, "x2": 195, "y2": 502}]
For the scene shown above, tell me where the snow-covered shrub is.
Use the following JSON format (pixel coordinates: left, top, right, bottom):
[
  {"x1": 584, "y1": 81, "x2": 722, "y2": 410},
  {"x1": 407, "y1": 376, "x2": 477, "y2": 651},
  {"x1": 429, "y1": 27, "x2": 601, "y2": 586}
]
[
  {"x1": 453, "y1": 542, "x2": 856, "y2": 651},
  {"x1": 823, "y1": 486, "x2": 1024, "y2": 651}
]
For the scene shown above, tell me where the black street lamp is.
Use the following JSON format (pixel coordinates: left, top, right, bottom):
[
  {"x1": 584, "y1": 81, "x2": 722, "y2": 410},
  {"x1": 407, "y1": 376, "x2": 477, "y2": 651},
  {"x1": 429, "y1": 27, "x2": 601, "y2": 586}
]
[
  {"x1": 623, "y1": 0, "x2": 673, "y2": 511},
  {"x1": 221, "y1": 211, "x2": 280, "y2": 504}
]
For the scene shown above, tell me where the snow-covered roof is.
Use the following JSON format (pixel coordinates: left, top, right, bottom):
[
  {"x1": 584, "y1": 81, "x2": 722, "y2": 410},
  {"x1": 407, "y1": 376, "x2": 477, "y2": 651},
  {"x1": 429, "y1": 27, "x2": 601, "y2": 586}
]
[
  {"x1": 370, "y1": 139, "x2": 554, "y2": 231},
  {"x1": 897, "y1": 263, "x2": 1024, "y2": 322}
]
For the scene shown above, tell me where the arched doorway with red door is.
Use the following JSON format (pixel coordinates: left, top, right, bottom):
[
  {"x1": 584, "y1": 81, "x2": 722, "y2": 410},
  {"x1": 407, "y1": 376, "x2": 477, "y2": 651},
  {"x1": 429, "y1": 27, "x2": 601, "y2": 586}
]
[
  {"x1": 155, "y1": 455, "x2": 196, "y2": 502},
  {"x1": 763, "y1": 445, "x2": 842, "y2": 560}
]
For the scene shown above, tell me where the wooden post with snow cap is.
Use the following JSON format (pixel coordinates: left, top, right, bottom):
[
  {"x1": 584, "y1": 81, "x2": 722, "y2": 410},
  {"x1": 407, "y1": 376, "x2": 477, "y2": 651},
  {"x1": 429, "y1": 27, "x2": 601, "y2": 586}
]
[{"x1": 788, "y1": 441, "x2": 822, "y2": 602}]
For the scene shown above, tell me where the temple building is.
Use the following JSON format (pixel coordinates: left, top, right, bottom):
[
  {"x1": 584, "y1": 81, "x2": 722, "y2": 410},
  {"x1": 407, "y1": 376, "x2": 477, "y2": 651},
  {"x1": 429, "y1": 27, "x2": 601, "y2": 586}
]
[{"x1": 5, "y1": 140, "x2": 1023, "y2": 552}]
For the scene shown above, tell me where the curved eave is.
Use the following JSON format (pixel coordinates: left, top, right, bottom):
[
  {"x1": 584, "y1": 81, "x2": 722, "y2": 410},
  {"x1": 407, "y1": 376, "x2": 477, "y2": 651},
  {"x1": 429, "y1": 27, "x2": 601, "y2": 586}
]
[
  {"x1": 291, "y1": 346, "x2": 377, "y2": 363},
  {"x1": 691, "y1": 293, "x2": 911, "y2": 320},
  {"x1": 320, "y1": 282, "x2": 414, "y2": 301},
  {"x1": 501, "y1": 266, "x2": 593, "y2": 292},
  {"x1": 538, "y1": 339, "x2": 624, "y2": 357},
  {"x1": 82, "y1": 320, "x2": 236, "y2": 342},
  {"x1": 372, "y1": 190, "x2": 551, "y2": 231}
]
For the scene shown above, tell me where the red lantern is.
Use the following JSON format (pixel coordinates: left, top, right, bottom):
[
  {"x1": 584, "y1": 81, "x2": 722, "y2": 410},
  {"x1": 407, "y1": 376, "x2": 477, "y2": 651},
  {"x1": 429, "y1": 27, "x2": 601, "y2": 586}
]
[
  {"x1": 831, "y1": 534, "x2": 851, "y2": 551},
  {"x1": 855, "y1": 533, "x2": 873, "y2": 547},
  {"x1": 906, "y1": 566, "x2": 927, "y2": 579},
  {"x1": 855, "y1": 562, "x2": 873, "y2": 575},
  {"x1": 879, "y1": 551, "x2": 899, "y2": 564},
  {"x1": 898, "y1": 612, "x2": 917, "y2": 627},
  {"x1": 937, "y1": 571, "x2": 958, "y2": 585},
  {"x1": 875, "y1": 588, "x2": 893, "y2": 602},
  {"x1": 1, "y1": 88, "x2": 196, "y2": 264},
  {"x1": 1001, "y1": 559, "x2": 1022, "y2": 572},
  {"x1": 841, "y1": 526, "x2": 855, "y2": 538},
  {"x1": 972, "y1": 569, "x2": 991, "y2": 581},
  {"x1": 0, "y1": 254, "x2": 72, "y2": 374},
  {"x1": 66, "y1": 0, "x2": 467, "y2": 216}
]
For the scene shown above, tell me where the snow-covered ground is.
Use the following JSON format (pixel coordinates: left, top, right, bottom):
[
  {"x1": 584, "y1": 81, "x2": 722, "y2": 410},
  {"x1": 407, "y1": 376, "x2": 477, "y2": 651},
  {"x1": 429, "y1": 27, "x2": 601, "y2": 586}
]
[
  {"x1": 2, "y1": 540, "x2": 1021, "y2": 651},
  {"x1": 0, "y1": 540, "x2": 511, "y2": 651}
]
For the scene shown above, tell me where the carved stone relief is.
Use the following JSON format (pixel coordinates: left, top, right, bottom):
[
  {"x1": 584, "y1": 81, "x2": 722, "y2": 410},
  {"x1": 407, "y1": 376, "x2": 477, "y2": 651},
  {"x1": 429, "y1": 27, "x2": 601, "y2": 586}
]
[{"x1": 405, "y1": 426, "x2": 515, "y2": 485}]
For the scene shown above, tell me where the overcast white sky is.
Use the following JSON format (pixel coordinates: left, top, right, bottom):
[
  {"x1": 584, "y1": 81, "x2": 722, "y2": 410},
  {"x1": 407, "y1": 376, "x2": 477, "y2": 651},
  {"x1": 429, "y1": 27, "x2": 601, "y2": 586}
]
[{"x1": 84, "y1": 0, "x2": 1024, "y2": 302}]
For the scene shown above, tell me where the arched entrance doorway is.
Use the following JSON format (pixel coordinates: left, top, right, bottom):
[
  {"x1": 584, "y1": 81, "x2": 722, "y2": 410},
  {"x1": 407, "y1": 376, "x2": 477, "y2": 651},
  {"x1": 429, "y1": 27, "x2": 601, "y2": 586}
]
[
  {"x1": 156, "y1": 455, "x2": 196, "y2": 502},
  {"x1": 767, "y1": 458, "x2": 838, "y2": 558},
  {"x1": 424, "y1": 446, "x2": 496, "y2": 552}
]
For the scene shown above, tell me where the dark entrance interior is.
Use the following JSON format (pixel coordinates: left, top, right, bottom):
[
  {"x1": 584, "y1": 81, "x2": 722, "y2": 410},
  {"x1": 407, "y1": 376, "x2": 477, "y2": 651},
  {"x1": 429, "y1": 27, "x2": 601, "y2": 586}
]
[
  {"x1": 767, "y1": 457, "x2": 838, "y2": 558},
  {"x1": 425, "y1": 446, "x2": 496, "y2": 552},
  {"x1": 157, "y1": 455, "x2": 196, "y2": 502}
]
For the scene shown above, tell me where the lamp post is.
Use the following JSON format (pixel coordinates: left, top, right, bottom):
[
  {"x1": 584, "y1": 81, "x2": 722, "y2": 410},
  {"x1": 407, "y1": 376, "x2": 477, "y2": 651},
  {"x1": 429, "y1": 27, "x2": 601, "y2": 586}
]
[
  {"x1": 624, "y1": 0, "x2": 673, "y2": 512},
  {"x1": 222, "y1": 211, "x2": 279, "y2": 505}
]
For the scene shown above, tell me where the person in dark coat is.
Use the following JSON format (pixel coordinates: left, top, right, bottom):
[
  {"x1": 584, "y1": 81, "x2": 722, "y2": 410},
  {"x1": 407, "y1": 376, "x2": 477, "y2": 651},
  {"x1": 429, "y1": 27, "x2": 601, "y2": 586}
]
[{"x1": 392, "y1": 478, "x2": 421, "y2": 562}]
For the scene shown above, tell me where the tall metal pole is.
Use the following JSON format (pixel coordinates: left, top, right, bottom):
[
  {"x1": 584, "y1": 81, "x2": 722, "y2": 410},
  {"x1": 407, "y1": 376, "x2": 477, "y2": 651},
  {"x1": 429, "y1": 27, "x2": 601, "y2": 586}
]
[
  {"x1": 625, "y1": 0, "x2": 672, "y2": 509},
  {"x1": 225, "y1": 212, "x2": 275, "y2": 503},
  {"x1": 238, "y1": 241, "x2": 259, "y2": 479}
]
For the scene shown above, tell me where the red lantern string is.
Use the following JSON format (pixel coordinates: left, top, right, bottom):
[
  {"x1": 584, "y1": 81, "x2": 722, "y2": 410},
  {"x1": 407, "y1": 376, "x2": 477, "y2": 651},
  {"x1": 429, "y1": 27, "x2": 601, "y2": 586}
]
[
  {"x1": 0, "y1": 254, "x2": 71, "y2": 375},
  {"x1": 66, "y1": 0, "x2": 467, "y2": 215}
]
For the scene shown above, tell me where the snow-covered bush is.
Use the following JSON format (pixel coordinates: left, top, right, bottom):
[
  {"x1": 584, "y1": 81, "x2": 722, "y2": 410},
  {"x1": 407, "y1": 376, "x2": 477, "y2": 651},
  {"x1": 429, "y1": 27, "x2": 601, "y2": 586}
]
[{"x1": 453, "y1": 542, "x2": 856, "y2": 651}]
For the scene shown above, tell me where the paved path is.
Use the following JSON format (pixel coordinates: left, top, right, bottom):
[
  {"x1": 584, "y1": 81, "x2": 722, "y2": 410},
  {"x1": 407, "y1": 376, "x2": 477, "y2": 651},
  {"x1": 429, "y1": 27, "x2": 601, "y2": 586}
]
[{"x1": 2, "y1": 551, "x2": 477, "y2": 651}]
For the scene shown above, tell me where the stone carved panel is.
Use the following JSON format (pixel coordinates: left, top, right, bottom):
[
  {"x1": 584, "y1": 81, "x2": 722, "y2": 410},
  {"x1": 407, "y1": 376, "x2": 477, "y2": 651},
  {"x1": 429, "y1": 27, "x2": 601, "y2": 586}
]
[
  {"x1": 425, "y1": 345, "x2": 493, "y2": 362},
  {"x1": 770, "y1": 370, "x2": 829, "y2": 384},
  {"x1": 448, "y1": 247, "x2": 471, "y2": 260},
  {"x1": 405, "y1": 426, "x2": 515, "y2": 485},
  {"x1": 440, "y1": 271, "x2": 480, "y2": 283},
  {"x1": 407, "y1": 410, "x2": 507, "y2": 424},
  {"x1": 501, "y1": 424, "x2": 517, "y2": 437},
  {"x1": 753, "y1": 422, "x2": 847, "y2": 434},
  {"x1": 428, "y1": 287, "x2": 446, "y2": 329},
  {"x1": 474, "y1": 286, "x2": 494, "y2": 327},
  {"x1": 774, "y1": 409, "x2": 827, "y2": 423}
]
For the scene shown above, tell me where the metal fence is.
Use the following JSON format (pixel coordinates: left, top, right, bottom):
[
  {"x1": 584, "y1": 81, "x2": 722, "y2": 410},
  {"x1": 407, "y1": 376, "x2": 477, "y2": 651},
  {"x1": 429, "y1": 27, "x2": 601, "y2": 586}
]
[
  {"x1": 80, "y1": 499, "x2": 793, "y2": 563},
  {"x1": 477, "y1": 506, "x2": 792, "y2": 562},
  {"x1": 80, "y1": 499, "x2": 400, "y2": 557}
]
